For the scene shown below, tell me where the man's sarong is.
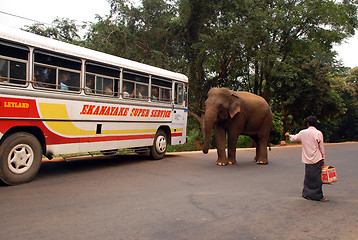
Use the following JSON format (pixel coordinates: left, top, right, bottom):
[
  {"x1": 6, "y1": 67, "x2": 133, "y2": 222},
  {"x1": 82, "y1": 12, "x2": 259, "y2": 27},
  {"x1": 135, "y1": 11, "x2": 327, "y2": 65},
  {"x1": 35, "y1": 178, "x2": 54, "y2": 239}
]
[{"x1": 302, "y1": 160, "x2": 324, "y2": 201}]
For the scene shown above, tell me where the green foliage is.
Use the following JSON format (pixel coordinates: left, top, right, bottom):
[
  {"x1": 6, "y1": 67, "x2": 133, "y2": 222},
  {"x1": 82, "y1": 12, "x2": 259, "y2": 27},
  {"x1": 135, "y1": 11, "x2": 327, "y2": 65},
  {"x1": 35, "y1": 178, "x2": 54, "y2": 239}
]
[
  {"x1": 85, "y1": 0, "x2": 185, "y2": 71},
  {"x1": 236, "y1": 135, "x2": 252, "y2": 148},
  {"x1": 322, "y1": 67, "x2": 358, "y2": 142},
  {"x1": 167, "y1": 116, "x2": 203, "y2": 152},
  {"x1": 277, "y1": 66, "x2": 358, "y2": 143},
  {"x1": 270, "y1": 112, "x2": 284, "y2": 145},
  {"x1": 23, "y1": 18, "x2": 81, "y2": 44}
]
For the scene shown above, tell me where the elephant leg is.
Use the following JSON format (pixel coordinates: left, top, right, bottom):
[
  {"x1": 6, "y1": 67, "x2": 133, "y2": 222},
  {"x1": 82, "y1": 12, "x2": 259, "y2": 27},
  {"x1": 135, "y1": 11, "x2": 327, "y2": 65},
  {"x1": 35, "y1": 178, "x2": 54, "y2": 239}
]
[
  {"x1": 256, "y1": 135, "x2": 269, "y2": 165},
  {"x1": 227, "y1": 132, "x2": 238, "y2": 165},
  {"x1": 215, "y1": 126, "x2": 229, "y2": 166},
  {"x1": 251, "y1": 136, "x2": 259, "y2": 162}
]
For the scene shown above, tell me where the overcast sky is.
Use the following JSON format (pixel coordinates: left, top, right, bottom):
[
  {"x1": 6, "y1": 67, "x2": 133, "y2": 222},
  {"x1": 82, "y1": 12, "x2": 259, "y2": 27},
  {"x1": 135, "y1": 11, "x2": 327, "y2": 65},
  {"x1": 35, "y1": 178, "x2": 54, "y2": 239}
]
[{"x1": 0, "y1": 0, "x2": 357, "y2": 68}]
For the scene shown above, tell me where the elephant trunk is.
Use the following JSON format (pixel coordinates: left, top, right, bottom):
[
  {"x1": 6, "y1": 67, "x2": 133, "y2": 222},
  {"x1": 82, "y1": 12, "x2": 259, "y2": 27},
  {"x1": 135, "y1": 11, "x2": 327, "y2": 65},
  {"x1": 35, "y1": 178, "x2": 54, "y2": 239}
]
[{"x1": 202, "y1": 108, "x2": 217, "y2": 154}]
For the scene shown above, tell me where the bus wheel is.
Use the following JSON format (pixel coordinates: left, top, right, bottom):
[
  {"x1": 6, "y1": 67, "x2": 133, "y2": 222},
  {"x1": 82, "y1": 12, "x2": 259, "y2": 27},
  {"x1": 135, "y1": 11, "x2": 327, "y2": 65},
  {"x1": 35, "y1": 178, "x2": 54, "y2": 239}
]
[
  {"x1": 0, "y1": 133, "x2": 42, "y2": 185},
  {"x1": 150, "y1": 130, "x2": 167, "y2": 160}
]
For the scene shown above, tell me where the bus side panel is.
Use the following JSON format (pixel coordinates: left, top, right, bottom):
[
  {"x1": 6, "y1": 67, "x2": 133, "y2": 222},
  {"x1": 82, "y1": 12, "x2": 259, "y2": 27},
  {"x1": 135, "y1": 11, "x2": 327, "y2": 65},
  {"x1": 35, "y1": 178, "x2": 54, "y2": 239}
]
[
  {"x1": 0, "y1": 95, "x2": 187, "y2": 156},
  {"x1": 37, "y1": 98, "x2": 175, "y2": 155}
]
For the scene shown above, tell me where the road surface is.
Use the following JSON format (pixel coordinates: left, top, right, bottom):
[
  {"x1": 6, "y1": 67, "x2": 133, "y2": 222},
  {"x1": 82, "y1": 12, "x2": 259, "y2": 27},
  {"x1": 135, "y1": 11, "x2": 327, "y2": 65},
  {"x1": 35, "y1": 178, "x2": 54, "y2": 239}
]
[{"x1": 1, "y1": 143, "x2": 357, "y2": 240}]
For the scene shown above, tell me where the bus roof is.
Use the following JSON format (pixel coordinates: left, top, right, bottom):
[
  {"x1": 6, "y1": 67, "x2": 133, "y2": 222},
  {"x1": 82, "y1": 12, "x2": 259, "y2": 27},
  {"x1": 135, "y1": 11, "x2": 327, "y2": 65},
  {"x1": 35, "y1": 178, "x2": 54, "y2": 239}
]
[{"x1": 0, "y1": 25, "x2": 188, "y2": 83}]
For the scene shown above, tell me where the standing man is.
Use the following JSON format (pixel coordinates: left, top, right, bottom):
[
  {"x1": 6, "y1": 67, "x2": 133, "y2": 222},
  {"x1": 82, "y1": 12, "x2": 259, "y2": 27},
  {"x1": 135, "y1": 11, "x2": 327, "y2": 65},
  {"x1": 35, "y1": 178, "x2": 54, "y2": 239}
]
[{"x1": 285, "y1": 116, "x2": 329, "y2": 202}]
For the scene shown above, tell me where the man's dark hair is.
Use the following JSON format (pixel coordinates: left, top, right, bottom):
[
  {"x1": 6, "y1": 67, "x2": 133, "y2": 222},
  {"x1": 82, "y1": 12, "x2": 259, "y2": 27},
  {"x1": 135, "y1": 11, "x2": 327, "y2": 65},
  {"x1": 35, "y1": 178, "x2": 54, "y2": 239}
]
[{"x1": 306, "y1": 116, "x2": 318, "y2": 127}]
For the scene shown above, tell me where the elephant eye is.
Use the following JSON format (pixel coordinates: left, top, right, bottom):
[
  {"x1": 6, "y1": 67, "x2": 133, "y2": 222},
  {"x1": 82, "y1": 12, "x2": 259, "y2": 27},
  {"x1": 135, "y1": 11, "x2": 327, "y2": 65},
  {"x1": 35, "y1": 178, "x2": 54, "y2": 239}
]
[{"x1": 218, "y1": 109, "x2": 228, "y2": 120}]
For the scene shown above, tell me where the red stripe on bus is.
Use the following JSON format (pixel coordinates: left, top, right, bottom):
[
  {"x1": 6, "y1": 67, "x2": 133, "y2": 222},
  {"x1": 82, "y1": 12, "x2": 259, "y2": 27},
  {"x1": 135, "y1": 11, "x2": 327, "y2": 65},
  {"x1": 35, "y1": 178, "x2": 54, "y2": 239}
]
[
  {"x1": 48, "y1": 132, "x2": 182, "y2": 145},
  {"x1": 171, "y1": 132, "x2": 183, "y2": 137},
  {"x1": 46, "y1": 134, "x2": 156, "y2": 145}
]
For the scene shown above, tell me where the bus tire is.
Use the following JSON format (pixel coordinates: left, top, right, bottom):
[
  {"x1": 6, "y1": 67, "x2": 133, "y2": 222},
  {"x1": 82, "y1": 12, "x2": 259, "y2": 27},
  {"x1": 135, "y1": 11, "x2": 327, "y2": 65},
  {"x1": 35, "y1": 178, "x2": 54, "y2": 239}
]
[
  {"x1": 150, "y1": 130, "x2": 167, "y2": 160},
  {"x1": 0, "y1": 132, "x2": 42, "y2": 185}
]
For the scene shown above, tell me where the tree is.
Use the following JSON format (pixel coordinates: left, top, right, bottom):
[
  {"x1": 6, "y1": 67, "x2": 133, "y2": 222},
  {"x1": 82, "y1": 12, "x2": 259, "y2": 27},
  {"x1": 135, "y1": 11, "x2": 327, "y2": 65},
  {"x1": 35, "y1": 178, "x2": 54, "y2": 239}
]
[
  {"x1": 23, "y1": 18, "x2": 81, "y2": 44},
  {"x1": 324, "y1": 67, "x2": 358, "y2": 141},
  {"x1": 272, "y1": 59, "x2": 347, "y2": 141},
  {"x1": 265, "y1": 0, "x2": 358, "y2": 140},
  {"x1": 85, "y1": 0, "x2": 183, "y2": 70},
  {"x1": 179, "y1": 0, "x2": 251, "y2": 133}
]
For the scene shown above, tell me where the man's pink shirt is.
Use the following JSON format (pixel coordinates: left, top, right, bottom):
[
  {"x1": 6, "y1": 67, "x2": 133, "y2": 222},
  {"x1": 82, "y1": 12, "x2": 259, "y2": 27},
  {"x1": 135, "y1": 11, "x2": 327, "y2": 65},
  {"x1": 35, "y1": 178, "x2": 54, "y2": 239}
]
[{"x1": 289, "y1": 126, "x2": 325, "y2": 164}]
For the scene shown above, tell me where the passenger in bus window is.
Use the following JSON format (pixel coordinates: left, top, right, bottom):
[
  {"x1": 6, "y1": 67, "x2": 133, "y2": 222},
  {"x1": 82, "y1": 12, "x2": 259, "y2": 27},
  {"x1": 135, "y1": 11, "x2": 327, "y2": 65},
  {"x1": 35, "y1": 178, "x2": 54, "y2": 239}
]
[
  {"x1": 85, "y1": 77, "x2": 94, "y2": 94},
  {"x1": 152, "y1": 86, "x2": 159, "y2": 101},
  {"x1": 34, "y1": 68, "x2": 48, "y2": 87},
  {"x1": 59, "y1": 73, "x2": 69, "y2": 90},
  {"x1": 104, "y1": 81, "x2": 113, "y2": 95},
  {"x1": 67, "y1": 72, "x2": 80, "y2": 91},
  {"x1": 46, "y1": 68, "x2": 56, "y2": 88},
  {"x1": 162, "y1": 89, "x2": 170, "y2": 102},
  {"x1": 34, "y1": 74, "x2": 45, "y2": 87},
  {"x1": 137, "y1": 85, "x2": 147, "y2": 99},
  {"x1": 123, "y1": 82, "x2": 134, "y2": 98}
]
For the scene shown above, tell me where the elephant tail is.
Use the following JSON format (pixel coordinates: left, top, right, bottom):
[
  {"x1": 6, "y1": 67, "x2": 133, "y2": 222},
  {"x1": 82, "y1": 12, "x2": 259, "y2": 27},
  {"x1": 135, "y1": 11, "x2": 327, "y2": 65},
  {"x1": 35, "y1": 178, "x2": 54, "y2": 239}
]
[{"x1": 267, "y1": 142, "x2": 271, "y2": 151}]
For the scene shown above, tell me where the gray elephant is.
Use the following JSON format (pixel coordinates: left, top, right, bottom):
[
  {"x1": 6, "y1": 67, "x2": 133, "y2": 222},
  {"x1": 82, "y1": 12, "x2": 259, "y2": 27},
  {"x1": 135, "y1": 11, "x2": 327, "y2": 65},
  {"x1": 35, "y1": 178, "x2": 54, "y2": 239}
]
[{"x1": 202, "y1": 87, "x2": 273, "y2": 165}]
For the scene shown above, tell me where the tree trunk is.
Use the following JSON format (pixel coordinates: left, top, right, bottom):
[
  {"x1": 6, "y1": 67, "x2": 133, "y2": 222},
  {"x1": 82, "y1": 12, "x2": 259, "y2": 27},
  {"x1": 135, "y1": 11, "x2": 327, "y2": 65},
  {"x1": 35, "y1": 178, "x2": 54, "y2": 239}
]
[{"x1": 188, "y1": 109, "x2": 204, "y2": 136}]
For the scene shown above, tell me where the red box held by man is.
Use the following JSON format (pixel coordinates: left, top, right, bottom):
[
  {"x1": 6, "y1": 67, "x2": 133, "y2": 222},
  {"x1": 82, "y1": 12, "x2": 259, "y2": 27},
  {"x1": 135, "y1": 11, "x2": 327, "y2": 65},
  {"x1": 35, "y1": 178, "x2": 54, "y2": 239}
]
[{"x1": 322, "y1": 165, "x2": 337, "y2": 184}]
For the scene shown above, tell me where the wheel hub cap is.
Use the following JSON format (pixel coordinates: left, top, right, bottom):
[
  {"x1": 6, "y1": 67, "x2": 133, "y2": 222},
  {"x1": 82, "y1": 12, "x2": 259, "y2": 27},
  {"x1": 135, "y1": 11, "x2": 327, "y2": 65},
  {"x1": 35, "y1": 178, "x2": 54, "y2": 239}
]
[
  {"x1": 156, "y1": 136, "x2": 167, "y2": 153},
  {"x1": 8, "y1": 144, "x2": 34, "y2": 174}
]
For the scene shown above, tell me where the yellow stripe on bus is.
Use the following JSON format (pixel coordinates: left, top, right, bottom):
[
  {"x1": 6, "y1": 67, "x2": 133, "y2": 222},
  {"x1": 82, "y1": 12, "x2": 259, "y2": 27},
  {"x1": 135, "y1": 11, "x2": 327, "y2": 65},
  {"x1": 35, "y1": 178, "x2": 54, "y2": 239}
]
[
  {"x1": 39, "y1": 102, "x2": 84, "y2": 136},
  {"x1": 38, "y1": 103, "x2": 181, "y2": 136}
]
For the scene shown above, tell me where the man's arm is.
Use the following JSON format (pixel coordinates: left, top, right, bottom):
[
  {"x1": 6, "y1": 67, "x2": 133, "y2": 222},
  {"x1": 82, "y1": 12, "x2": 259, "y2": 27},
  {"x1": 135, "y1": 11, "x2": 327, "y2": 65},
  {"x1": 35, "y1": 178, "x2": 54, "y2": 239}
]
[
  {"x1": 318, "y1": 132, "x2": 325, "y2": 164},
  {"x1": 285, "y1": 132, "x2": 301, "y2": 142}
]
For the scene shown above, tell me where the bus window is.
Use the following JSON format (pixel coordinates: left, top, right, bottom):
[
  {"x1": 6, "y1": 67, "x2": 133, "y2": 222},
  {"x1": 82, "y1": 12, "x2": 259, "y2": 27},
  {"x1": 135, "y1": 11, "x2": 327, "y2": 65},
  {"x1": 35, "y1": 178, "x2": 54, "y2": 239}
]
[
  {"x1": 151, "y1": 76, "x2": 172, "y2": 103},
  {"x1": 34, "y1": 50, "x2": 81, "y2": 71},
  {"x1": 151, "y1": 86, "x2": 171, "y2": 102},
  {"x1": 95, "y1": 76, "x2": 114, "y2": 96},
  {"x1": 175, "y1": 82, "x2": 184, "y2": 105},
  {"x1": 34, "y1": 50, "x2": 81, "y2": 91},
  {"x1": 0, "y1": 41, "x2": 28, "y2": 85},
  {"x1": 86, "y1": 62, "x2": 119, "y2": 96},
  {"x1": 122, "y1": 71, "x2": 149, "y2": 100}
]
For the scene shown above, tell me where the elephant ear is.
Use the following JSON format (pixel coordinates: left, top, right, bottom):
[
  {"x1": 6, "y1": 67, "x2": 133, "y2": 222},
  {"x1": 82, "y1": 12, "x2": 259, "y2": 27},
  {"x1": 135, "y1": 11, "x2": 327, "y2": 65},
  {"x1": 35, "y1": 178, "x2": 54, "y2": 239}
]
[{"x1": 229, "y1": 93, "x2": 241, "y2": 118}]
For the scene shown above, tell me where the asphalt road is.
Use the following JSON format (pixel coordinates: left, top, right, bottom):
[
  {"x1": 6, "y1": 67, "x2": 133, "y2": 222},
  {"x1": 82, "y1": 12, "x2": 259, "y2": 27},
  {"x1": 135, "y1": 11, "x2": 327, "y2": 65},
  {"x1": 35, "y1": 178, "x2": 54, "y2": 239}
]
[{"x1": 1, "y1": 143, "x2": 357, "y2": 240}]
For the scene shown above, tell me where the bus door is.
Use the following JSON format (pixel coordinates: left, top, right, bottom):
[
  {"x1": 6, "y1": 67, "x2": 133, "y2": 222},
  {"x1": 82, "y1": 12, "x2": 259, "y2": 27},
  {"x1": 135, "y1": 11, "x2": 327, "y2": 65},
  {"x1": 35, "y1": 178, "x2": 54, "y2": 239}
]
[{"x1": 171, "y1": 82, "x2": 188, "y2": 144}]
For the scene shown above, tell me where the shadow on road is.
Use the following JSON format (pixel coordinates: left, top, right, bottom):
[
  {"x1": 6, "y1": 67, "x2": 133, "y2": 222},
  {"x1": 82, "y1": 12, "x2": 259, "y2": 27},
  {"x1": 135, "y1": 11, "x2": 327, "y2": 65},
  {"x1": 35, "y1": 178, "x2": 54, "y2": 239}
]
[{"x1": 38, "y1": 154, "x2": 179, "y2": 179}]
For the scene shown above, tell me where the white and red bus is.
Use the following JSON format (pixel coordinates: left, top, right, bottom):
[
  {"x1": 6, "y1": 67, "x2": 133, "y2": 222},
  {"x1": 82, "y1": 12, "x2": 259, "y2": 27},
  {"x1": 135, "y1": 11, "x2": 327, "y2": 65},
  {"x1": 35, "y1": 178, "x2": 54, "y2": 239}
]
[{"x1": 0, "y1": 26, "x2": 188, "y2": 185}]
